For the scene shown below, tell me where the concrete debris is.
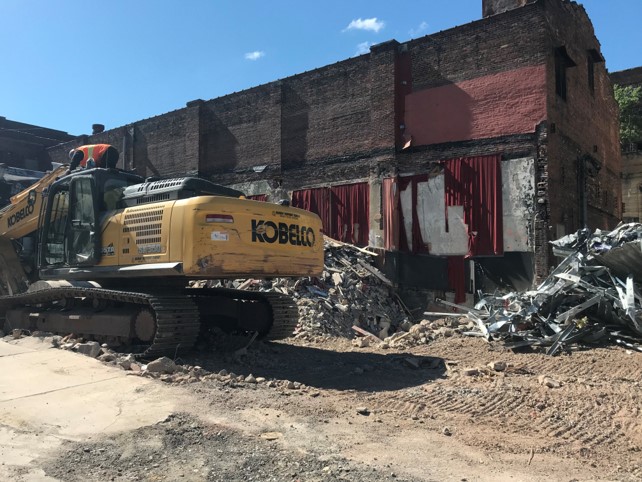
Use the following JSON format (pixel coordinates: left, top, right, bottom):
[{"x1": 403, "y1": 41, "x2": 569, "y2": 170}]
[
  {"x1": 460, "y1": 224, "x2": 642, "y2": 354},
  {"x1": 98, "y1": 353, "x2": 117, "y2": 363},
  {"x1": 76, "y1": 341, "x2": 101, "y2": 358},
  {"x1": 352, "y1": 337, "x2": 370, "y2": 348},
  {"x1": 487, "y1": 361, "x2": 507, "y2": 372},
  {"x1": 538, "y1": 375, "x2": 561, "y2": 389},
  {"x1": 145, "y1": 356, "x2": 178, "y2": 374},
  {"x1": 404, "y1": 357, "x2": 421, "y2": 369},
  {"x1": 356, "y1": 407, "x2": 370, "y2": 416},
  {"x1": 210, "y1": 236, "x2": 411, "y2": 340}
]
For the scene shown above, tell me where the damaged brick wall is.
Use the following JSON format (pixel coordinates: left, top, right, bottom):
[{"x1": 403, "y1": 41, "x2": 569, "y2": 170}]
[
  {"x1": 200, "y1": 85, "x2": 281, "y2": 182},
  {"x1": 0, "y1": 117, "x2": 73, "y2": 171},
  {"x1": 403, "y1": 2, "x2": 548, "y2": 148},
  {"x1": 39, "y1": 0, "x2": 622, "y2": 294},
  {"x1": 49, "y1": 105, "x2": 201, "y2": 178},
  {"x1": 543, "y1": 0, "x2": 621, "y2": 232},
  {"x1": 279, "y1": 55, "x2": 376, "y2": 187}
]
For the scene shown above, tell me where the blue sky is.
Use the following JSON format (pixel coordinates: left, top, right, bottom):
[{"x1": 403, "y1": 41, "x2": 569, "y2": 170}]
[{"x1": 1, "y1": 0, "x2": 641, "y2": 136}]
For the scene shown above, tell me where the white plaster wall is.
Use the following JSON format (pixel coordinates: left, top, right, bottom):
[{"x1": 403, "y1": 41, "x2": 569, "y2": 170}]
[
  {"x1": 400, "y1": 183, "x2": 414, "y2": 251},
  {"x1": 369, "y1": 178, "x2": 384, "y2": 248},
  {"x1": 417, "y1": 177, "x2": 468, "y2": 255},
  {"x1": 502, "y1": 157, "x2": 535, "y2": 252},
  {"x1": 397, "y1": 176, "x2": 468, "y2": 255}
]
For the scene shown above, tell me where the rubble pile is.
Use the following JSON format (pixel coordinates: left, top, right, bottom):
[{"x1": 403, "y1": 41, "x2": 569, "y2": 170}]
[
  {"x1": 255, "y1": 237, "x2": 411, "y2": 339},
  {"x1": 465, "y1": 223, "x2": 642, "y2": 354},
  {"x1": 296, "y1": 239, "x2": 410, "y2": 338}
]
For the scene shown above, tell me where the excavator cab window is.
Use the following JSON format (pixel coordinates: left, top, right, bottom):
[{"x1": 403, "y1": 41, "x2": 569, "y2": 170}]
[
  {"x1": 42, "y1": 185, "x2": 69, "y2": 265},
  {"x1": 68, "y1": 176, "x2": 99, "y2": 265},
  {"x1": 40, "y1": 175, "x2": 100, "y2": 267}
]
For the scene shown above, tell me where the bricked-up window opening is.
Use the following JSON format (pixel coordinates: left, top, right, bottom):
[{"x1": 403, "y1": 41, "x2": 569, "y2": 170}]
[
  {"x1": 587, "y1": 49, "x2": 603, "y2": 96},
  {"x1": 554, "y1": 47, "x2": 576, "y2": 101}
]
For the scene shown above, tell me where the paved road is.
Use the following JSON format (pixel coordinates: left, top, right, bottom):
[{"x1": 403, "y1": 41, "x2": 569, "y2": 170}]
[{"x1": 0, "y1": 336, "x2": 180, "y2": 481}]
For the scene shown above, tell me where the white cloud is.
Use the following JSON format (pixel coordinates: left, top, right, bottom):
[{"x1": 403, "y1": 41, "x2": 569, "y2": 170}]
[
  {"x1": 344, "y1": 17, "x2": 384, "y2": 33},
  {"x1": 356, "y1": 41, "x2": 373, "y2": 55},
  {"x1": 244, "y1": 51, "x2": 265, "y2": 61},
  {"x1": 409, "y1": 21, "x2": 428, "y2": 37}
]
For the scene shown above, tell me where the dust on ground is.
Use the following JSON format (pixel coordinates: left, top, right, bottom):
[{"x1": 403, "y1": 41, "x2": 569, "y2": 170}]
[{"x1": 34, "y1": 330, "x2": 642, "y2": 482}]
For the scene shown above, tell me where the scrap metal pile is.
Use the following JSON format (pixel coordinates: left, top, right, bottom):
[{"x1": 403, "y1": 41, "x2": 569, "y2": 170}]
[{"x1": 464, "y1": 223, "x2": 642, "y2": 354}]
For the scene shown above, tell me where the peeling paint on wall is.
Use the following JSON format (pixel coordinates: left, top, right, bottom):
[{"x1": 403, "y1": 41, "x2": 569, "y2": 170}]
[
  {"x1": 416, "y1": 177, "x2": 468, "y2": 255},
  {"x1": 400, "y1": 182, "x2": 414, "y2": 251},
  {"x1": 502, "y1": 157, "x2": 535, "y2": 251}
]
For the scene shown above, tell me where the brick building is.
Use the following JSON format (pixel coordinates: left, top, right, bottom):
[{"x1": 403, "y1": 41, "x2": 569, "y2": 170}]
[
  {"x1": 0, "y1": 117, "x2": 74, "y2": 205},
  {"x1": 611, "y1": 67, "x2": 642, "y2": 222},
  {"x1": 44, "y1": 0, "x2": 621, "y2": 306},
  {"x1": 0, "y1": 116, "x2": 73, "y2": 171}
]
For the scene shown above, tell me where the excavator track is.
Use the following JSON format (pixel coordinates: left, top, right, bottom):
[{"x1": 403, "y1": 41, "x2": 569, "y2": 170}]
[
  {"x1": 260, "y1": 291, "x2": 300, "y2": 340},
  {"x1": 187, "y1": 287, "x2": 300, "y2": 340},
  {"x1": 0, "y1": 285, "x2": 299, "y2": 357}
]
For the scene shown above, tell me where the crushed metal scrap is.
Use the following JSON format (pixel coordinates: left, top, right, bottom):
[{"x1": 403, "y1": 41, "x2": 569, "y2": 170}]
[{"x1": 456, "y1": 223, "x2": 642, "y2": 355}]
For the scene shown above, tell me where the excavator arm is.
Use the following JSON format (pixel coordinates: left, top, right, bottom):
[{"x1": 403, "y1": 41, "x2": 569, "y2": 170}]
[
  {"x1": 0, "y1": 165, "x2": 68, "y2": 240},
  {"x1": 0, "y1": 165, "x2": 68, "y2": 294}
]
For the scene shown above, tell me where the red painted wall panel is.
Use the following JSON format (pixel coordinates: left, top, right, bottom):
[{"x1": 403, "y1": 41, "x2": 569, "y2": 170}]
[{"x1": 404, "y1": 65, "x2": 546, "y2": 145}]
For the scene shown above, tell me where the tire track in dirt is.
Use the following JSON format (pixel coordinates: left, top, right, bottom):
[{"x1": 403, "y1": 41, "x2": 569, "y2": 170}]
[{"x1": 371, "y1": 374, "x2": 641, "y2": 460}]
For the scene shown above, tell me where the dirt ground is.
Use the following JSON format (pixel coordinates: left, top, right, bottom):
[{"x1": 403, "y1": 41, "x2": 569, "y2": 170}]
[{"x1": 30, "y1": 329, "x2": 642, "y2": 482}]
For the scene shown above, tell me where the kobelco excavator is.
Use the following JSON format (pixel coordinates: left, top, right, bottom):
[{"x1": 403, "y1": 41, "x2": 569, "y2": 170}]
[{"x1": 0, "y1": 145, "x2": 323, "y2": 356}]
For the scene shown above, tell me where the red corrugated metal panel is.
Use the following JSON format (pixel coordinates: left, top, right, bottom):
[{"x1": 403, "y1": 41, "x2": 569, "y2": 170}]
[
  {"x1": 444, "y1": 154, "x2": 503, "y2": 256},
  {"x1": 292, "y1": 182, "x2": 370, "y2": 246}
]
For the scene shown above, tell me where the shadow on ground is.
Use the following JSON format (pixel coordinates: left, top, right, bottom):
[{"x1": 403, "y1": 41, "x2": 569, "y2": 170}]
[{"x1": 179, "y1": 338, "x2": 447, "y2": 392}]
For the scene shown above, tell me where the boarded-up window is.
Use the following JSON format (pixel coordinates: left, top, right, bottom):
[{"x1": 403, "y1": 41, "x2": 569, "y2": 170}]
[{"x1": 292, "y1": 183, "x2": 369, "y2": 246}]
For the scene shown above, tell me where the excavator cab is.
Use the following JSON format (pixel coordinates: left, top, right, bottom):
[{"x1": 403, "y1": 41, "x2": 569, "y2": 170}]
[{"x1": 39, "y1": 168, "x2": 143, "y2": 270}]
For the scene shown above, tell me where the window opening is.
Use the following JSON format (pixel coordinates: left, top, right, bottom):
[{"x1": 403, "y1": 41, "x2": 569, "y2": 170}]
[{"x1": 555, "y1": 46, "x2": 576, "y2": 101}]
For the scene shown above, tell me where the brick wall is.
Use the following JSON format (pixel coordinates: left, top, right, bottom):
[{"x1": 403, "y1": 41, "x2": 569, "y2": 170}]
[
  {"x1": 409, "y1": 2, "x2": 547, "y2": 90},
  {"x1": 543, "y1": 0, "x2": 621, "y2": 232},
  {"x1": 610, "y1": 67, "x2": 642, "y2": 88},
  {"x1": 201, "y1": 84, "x2": 281, "y2": 179},
  {"x1": 277, "y1": 55, "x2": 383, "y2": 189},
  {"x1": 49, "y1": 105, "x2": 201, "y2": 178},
  {"x1": 0, "y1": 117, "x2": 73, "y2": 171},
  {"x1": 483, "y1": 0, "x2": 534, "y2": 17},
  {"x1": 38, "y1": 0, "x2": 620, "y2": 286}
]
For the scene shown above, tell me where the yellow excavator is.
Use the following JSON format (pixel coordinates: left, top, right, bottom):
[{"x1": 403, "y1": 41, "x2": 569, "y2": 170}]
[{"x1": 0, "y1": 146, "x2": 323, "y2": 356}]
